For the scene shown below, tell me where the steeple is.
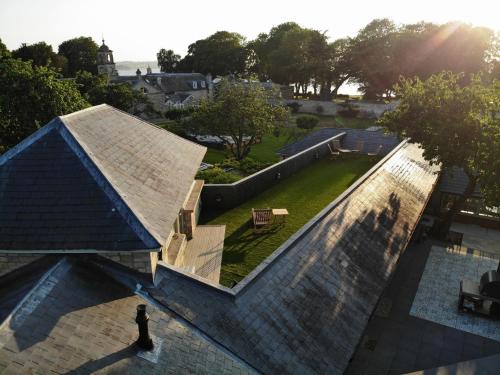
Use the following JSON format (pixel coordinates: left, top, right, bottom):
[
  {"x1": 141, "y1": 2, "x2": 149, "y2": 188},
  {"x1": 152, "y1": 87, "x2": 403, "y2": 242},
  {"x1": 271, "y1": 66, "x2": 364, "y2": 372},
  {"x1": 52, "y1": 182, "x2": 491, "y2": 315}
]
[{"x1": 97, "y1": 38, "x2": 118, "y2": 78}]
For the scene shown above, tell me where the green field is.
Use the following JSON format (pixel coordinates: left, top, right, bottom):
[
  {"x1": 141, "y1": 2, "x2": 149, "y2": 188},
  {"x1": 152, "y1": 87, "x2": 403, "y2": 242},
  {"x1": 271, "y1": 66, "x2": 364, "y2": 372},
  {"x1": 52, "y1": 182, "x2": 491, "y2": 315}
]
[{"x1": 200, "y1": 155, "x2": 377, "y2": 286}]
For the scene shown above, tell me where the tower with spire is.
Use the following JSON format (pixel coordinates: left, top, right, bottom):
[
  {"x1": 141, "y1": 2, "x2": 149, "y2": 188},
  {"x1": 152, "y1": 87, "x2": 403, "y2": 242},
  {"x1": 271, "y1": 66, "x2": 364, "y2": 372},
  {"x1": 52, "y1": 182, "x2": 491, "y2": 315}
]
[{"x1": 96, "y1": 38, "x2": 118, "y2": 78}]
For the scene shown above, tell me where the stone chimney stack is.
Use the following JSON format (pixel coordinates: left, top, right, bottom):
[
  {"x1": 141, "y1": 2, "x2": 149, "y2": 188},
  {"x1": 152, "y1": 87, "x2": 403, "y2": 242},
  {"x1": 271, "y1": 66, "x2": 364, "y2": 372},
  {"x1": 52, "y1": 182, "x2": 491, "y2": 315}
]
[{"x1": 146, "y1": 65, "x2": 152, "y2": 75}]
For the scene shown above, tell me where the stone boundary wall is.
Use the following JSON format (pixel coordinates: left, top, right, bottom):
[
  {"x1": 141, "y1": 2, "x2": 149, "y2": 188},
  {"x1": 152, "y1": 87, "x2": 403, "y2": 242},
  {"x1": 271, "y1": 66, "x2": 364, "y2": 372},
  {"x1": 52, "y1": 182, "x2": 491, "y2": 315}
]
[
  {"x1": 286, "y1": 99, "x2": 398, "y2": 118},
  {"x1": 201, "y1": 132, "x2": 345, "y2": 210},
  {"x1": 0, "y1": 254, "x2": 44, "y2": 278}
]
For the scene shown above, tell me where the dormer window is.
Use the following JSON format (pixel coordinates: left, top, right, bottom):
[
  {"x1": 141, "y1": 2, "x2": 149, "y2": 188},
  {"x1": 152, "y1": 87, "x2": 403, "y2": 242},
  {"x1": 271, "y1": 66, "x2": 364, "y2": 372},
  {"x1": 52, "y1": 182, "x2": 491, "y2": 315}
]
[
  {"x1": 192, "y1": 81, "x2": 198, "y2": 89},
  {"x1": 201, "y1": 81, "x2": 206, "y2": 88}
]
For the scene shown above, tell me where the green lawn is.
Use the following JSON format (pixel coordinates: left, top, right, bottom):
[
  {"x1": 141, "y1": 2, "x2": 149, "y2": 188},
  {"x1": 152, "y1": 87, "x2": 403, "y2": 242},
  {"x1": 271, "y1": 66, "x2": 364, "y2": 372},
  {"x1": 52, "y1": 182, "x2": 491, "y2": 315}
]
[
  {"x1": 203, "y1": 148, "x2": 227, "y2": 164},
  {"x1": 200, "y1": 155, "x2": 377, "y2": 286},
  {"x1": 202, "y1": 129, "x2": 298, "y2": 165}
]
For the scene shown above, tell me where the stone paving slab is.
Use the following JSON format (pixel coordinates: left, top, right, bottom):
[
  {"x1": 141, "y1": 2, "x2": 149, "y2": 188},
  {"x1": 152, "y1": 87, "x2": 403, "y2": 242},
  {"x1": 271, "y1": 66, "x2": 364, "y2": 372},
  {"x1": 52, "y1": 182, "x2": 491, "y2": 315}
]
[{"x1": 410, "y1": 245, "x2": 500, "y2": 342}]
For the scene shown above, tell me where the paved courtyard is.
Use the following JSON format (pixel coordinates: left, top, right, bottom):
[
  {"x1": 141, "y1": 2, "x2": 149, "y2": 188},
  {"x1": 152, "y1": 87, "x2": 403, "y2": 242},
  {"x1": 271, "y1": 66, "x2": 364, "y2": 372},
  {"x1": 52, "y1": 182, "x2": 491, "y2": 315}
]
[
  {"x1": 451, "y1": 222, "x2": 500, "y2": 256},
  {"x1": 410, "y1": 245, "x2": 500, "y2": 341},
  {"x1": 345, "y1": 240, "x2": 500, "y2": 375}
]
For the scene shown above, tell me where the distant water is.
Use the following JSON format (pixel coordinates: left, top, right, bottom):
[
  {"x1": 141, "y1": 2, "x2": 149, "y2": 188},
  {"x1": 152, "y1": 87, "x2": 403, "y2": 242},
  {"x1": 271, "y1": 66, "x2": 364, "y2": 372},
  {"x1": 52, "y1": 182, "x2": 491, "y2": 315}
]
[{"x1": 117, "y1": 68, "x2": 160, "y2": 76}]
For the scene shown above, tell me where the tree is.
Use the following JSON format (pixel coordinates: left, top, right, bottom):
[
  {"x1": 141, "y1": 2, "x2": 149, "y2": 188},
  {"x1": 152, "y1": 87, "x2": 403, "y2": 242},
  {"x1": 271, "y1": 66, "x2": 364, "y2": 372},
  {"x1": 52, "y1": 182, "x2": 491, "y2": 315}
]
[
  {"x1": 378, "y1": 72, "x2": 500, "y2": 235},
  {"x1": 58, "y1": 37, "x2": 98, "y2": 77},
  {"x1": 180, "y1": 31, "x2": 249, "y2": 76},
  {"x1": 0, "y1": 59, "x2": 89, "y2": 153},
  {"x1": 11, "y1": 41, "x2": 67, "y2": 71},
  {"x1": 0, "y1": 38, "x2": 10, "y2": 59},
  {"x1": 350, "y1": 19, "x2": 498, "y2": 99},
  {"x1": 189, "y1": 79, "x2": 289, "y2": 160},
  {"x1": 249, "y1": 23, "x2": 329, "y2": 96},
  {"x1": 75, "y1": 70, "x2": 152, "y2": 115},
  {"x1": 157, "y1": 49, "x2": 180, "y2": 72}
]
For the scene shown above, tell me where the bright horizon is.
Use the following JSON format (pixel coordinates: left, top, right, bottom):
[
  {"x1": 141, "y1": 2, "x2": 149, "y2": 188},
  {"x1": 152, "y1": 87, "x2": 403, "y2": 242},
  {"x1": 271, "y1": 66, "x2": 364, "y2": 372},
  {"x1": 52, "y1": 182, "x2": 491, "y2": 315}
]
[{"x1": 0, "y1": 0, "x2": 498, "y2": 62}]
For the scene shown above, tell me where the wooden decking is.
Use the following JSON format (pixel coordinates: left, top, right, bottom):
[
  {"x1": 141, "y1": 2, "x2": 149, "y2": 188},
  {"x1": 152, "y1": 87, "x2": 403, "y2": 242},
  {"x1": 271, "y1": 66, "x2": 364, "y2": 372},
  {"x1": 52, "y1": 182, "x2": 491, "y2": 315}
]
[{"x1": 174, "y1": 225, "x2": 225, "y2": 283}]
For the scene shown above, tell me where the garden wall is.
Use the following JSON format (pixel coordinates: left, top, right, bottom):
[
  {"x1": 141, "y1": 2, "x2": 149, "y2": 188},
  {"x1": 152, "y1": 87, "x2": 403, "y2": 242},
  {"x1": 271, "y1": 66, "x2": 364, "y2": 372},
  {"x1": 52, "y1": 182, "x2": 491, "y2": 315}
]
[
  {"x1": 286, "y1": 99, "x2": 398, "y2": 118},
  {"x1": 201, "y1": 132, "x2": 345, "y2": 210}
]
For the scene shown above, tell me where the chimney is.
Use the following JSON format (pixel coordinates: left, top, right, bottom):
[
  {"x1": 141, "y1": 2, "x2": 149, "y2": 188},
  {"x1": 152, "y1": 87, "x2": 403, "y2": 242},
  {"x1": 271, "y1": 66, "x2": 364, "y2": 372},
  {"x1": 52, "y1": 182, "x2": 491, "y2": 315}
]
[
  {"x1": 135, "y1": 304, "x2": 153, "y2": 350},
  {"x1": 136, "y1": 68, "x2": 142, "y2": 78},
  {"x1": 147, "y1": 65, "x2": 152, "y2": 75}
]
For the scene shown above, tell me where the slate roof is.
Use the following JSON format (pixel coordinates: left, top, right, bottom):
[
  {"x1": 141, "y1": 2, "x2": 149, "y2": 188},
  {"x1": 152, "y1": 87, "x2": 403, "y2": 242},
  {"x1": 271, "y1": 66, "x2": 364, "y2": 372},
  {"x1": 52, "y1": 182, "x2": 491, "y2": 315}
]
[
  {"x1": 0, "y1": 105, "x2": 206, "y2": 252},
  {"x1": 149, "y1": 142, "x2": 440, "y2": 375},
  {"x1": 439, "y1": 166, "x2": 482, "y2": 197},
  {"x1": 277, "y1": 127, "x2": 400, "y2": 157},
  {"x1": 0, "y1": 258, "x2": 257, "y2": 374}
]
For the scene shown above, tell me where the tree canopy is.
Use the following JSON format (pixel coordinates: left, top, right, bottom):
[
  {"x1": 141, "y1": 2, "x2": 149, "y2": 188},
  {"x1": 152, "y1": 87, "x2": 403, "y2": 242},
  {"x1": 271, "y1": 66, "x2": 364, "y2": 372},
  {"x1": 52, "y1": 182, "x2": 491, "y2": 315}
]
[
  {"x1": 0, "y1": 59, "x2": 89, "y2": 153},
  {"x1": 157, "y1": 48, "x2": 180, "y2": 72},
  {"x1": 0, "y1": 38, "x2": 10, "y2": 59},
  {"x1": 351, "y1": 19, "x2": 498, "y2": 98},
  {"x1": 11, "y1": 41, "x2": 67, "y2": 72},
  {"x1": 58, "y1": 37, "x2": 98, "y2": 77},
  {"x1": 379, "y1": 72, "x2": 500, "y2": 232},
  {"x1": 179, "y1": 31, "x2": 249, "y2": 76},
  {"x1": 189, "y1": 79, "x2": 289, "y2": 160}
]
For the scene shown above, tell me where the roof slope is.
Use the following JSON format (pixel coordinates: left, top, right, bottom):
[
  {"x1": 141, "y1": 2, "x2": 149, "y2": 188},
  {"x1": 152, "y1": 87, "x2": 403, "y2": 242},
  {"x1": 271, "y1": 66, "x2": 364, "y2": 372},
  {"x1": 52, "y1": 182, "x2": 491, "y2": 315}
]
[
  {"x1": 151, "y1": 142, "x2": 440, "y2": 375},
  {"x1": 0, "y1": 129, "x2": 149, "y2": 251},
  {"x1": 60, "y1": 105, "x2": 206, "y2": 245},
  {"x1": 439, "y1": 166, "x2": 482, "y2": 197},
  {"x1": 0, "y1": 259, "x2": 258, "y2": 374},
  {"x1": 0, "y1": 105, "x2": 206, "y2": 251}
]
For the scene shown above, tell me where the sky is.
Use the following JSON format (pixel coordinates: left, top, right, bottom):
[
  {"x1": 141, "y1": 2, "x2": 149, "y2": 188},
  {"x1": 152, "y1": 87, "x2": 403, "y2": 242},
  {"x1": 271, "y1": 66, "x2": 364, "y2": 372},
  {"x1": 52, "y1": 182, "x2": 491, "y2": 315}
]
[{"x1": 0, "y1": 0, "x2": 498, "y2": 62}]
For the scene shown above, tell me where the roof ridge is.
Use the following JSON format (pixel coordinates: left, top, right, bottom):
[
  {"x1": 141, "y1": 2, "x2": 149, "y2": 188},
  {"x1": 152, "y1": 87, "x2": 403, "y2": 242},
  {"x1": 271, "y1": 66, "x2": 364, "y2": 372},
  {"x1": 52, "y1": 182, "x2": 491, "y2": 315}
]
[{"x1": 59, "y1": 104, "x2": 106, "y2": 119}]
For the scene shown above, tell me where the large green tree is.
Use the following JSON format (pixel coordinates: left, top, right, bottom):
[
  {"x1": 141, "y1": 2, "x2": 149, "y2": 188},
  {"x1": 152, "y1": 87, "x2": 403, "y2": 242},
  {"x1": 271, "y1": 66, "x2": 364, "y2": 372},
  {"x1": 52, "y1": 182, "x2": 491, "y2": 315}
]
[
  {"x1": 157, "y1": 48, "x2": 180, "y2": 72},
  {"x1": 0, "y1": 59, "x2": 89, "y2": 153},
  {"x1": 58, "y1": 37, "x2": 98, "y2": 77},
  {"x1": 180, "y1": 31, "x2": 249, "y2": 76},
  {"x1": 0, "y1": 38, "x2": 10, "y2": 59},
  {"x1": 189, "y1": 79, "x2": 288, "y2": 160},
  {"x1": 379, "y1": 72, "x2": 500, "y2": 234},
  {"x1": 351, "y1": 20, "x2": 498, "y2": 99},
  {"x1": 11, "y1": 41, "x2": 67, "y2": 71}
]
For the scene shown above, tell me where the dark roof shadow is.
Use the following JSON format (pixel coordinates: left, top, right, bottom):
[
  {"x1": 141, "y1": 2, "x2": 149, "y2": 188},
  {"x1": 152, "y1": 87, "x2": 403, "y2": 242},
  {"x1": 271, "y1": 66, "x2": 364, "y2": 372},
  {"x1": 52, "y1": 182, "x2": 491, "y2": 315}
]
[{"x1": 11, "y1": 259, "x2": 134, "y2": 352}]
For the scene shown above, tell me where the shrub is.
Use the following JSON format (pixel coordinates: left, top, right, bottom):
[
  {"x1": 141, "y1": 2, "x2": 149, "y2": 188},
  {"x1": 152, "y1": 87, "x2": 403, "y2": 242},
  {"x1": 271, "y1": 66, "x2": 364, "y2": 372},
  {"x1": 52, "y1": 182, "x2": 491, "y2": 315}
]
[
  {"x1": 337, "y1": 103, "x2": 360, "y2": 118},
  {"x1": 315, "y1": 105, "x2": 324, "y2": 114},
  {"x1": 196, "y1": 167, "x2": 240, "y2": 184},
  {"x1": 239, "y1": 157, "x2": 271, "y2": 174},
  {"x1": 286, "y1": 102, "x2": 302, "y2": 114},
  {"x1": 296, "y1": 114, "x2": 319, "y2": 130},
  {"x1": 164, "y1": 107, "x2": 193, "y2": 120},
  {"x1": 219, "y1": 158, "x2": 240, "y2": 170},
  {"x1": 159, "y1": 121, "x2": 187, "y2": 137}
]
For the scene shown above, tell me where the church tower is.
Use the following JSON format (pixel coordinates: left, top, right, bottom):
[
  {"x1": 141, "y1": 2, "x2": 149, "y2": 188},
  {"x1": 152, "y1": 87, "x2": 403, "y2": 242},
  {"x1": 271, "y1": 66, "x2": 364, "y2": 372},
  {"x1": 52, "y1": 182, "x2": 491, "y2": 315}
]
[{"x1": 97, "y1": 39, "x2": 118, "y2": 78}]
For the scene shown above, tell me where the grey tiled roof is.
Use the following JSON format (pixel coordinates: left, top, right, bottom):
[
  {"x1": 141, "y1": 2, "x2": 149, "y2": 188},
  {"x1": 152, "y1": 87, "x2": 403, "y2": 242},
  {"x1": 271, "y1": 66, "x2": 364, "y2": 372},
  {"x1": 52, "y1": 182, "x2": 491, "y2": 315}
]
[
  {"x1": 0, "y1": 258, "x2": 258, "y2": 374},
  {"x1": 0, "y1": 105, "x2": 206, "y2": 251},
  {"x1": 277, "y1": 127, "x2": 400, "y2": 157},
  {"x1": 439, "y1": 166, "x2": 482, "y2": 197},
  {"x1": 61, "y1": 105, "x2": 206, "y2": 245},
  {"x1": 150, "y1": 142, "x2": 440, "y2": 375},
  {"x1": 0, "y1": 129, "x2": 149, "y2": 251}
]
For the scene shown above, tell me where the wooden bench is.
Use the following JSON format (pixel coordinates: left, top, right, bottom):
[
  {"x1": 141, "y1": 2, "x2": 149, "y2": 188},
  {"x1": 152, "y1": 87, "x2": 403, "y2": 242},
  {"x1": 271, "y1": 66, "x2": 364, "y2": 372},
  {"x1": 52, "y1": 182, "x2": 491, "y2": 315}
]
[{"x1": 252, "y1": 208, "x2": 274, "y2": 232}]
